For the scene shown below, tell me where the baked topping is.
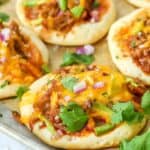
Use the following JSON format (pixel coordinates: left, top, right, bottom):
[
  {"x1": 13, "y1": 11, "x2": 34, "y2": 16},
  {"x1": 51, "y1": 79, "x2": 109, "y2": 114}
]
[
  {"x1": 20, "y1": 65, "x2": 149, "y2": 137},
  {"x1": 0, "y1": 20, "x2": 43, "y2": 85},
  {"x1": 23, "y1": 0, "x2": 109, "y2": 32},
  {"x1": 116, "y1": 16, "x2": 150, "y2": 74}
]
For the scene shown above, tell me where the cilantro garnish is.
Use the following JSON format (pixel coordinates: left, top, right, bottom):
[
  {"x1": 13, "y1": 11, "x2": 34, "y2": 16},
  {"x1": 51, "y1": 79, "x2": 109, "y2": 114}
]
[
  {"x1": 120, "y1": 129, "x2": 150, "y2": 150},
  {"x1": 92, "y1": 0, "x2": 100, "y2": 8},
  {"x1": 61, "y1": 76, "x2": 78, "y2": 91},
  {"x1": 24, "y1": 0, "x2": 37, "y2": 7},
  {"x1": 111, "y1": 102, "x2": 143, "y2": 124},
  {"x1": 59, "y1": 102, "x2": 88, "y2": 132},
  {"x1": 0, "y1": 12, "x2": 9, "y2": 22},
  {"x1": 16, "y1": 86, "x2": 29, "y2": 99},
  {"x1": 71, "y1": 6, "x2": 84, "y2": 18},
  {"x1": 141, "y1": 90, "x2": 150, "y2": 115},
  {"x1": 61, "y1": 52, "x2": 95, "y2": 66},
  {"x1": 42, "y1": 64, "x2": 51, "y2": 74}
]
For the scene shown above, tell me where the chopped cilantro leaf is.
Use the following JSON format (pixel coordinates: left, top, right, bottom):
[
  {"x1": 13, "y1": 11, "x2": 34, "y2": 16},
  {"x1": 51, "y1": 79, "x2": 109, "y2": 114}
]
[
  {"x1": 16, "y1": 86, "x2": 29, "y2": 99},
  {"x1": 92, "y1": 0, "x2": 100, "y2": 8},
  {"x1": 71, "y1": 6, "x2": 84, "y2": 18},
  {"x1": 111, "y1": 102, "x2": 143, "y2": 124},
  {"x1": 59, "y1": 102, "x2": 88, "y2": 132},
  {"x1": 42, "y1": 64, "x2": 51, "y2": 74},
  {"x1": 24, "y1": 0, "x2": 37, "y2": 7},
  {"x1": 0, "y1": 12, "x2": 9, "y2": 22},
  {"x1": 120, "y1": 129, "x2": 150, "y2": 150},
  {"x1": 61, "y1": 76, "x2": 78, "y2": 91},
  {"x1": 61, "y1": 52, "x2": 95, "y2": 66},
  {"x1": 141, "y1": 90, "x2": 150, "y2": 115},
  {"x1": 58, "y1": 0, "x2": 67, "y2": 11},
  {"x1": 94, "y1": 124, "x2": 115, "y2": 135}
]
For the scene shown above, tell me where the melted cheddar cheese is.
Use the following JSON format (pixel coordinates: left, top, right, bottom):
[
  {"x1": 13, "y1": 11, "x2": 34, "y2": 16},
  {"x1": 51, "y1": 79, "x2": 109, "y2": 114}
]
[
  {"x1": 0, "y1": 21, "x2": 43, "y2": 86},
  {"x1": 20, "y1": 65, "x2": 133, "y2": 126}
]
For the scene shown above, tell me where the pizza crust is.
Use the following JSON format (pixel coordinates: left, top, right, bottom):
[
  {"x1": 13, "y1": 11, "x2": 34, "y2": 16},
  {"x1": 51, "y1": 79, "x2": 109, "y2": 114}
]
[
  {"x1": 127, "y1": 0, "x2": 150, "y2": 8},
  {"x1": 32, "y1": 120, "x2": 146, "y2": 149},
  {"x1": 20, "y1": 27, "x2": 49, "y2": 64},
  {"x1": 19, "y1": 74, "x2": 147, "y2": 149},
  {"x1": 108, "y1": 8, "x2": 150, "y2": 85},
  {"x1": 0, "y1": 26, "x2": 49, "y2": 100},
  {"x1": 16, "y1": 0, "x2": 116, "y2": 45},
  {"x1": 0, "y1": 83, "x2": 20, "y2": 99}
]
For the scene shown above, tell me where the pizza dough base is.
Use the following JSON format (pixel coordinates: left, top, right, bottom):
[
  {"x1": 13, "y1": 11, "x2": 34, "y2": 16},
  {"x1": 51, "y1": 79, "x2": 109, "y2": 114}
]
[
  {"x1": 108, "y1": 8, "x2": 150, "y2": 85},
  {"x1": 127, "y1": 0, "x2": 150, "y2": 8},
  {"x1": 16, "y1": 0, "x2": 116, "y2": 45},
  {"x1": 19, "y1": 74, "x2": 146, "y2": 149},
  {"x1": 0, "y1": 26, "x2": 49, "y2": 99}
]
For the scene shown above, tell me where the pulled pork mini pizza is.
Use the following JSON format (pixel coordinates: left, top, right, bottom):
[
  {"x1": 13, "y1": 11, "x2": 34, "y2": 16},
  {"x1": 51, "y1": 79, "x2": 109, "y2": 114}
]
[
  {"x1": 16, "y1": 0, "x2": 116, "y2": 45},
  {"x1": 19, "y1": 64, "x2": 148, "y2": 149},
  {"x1": 127, "y1": 0, "x2": 150, "y2": 8},
  {"x1": 108, "y1": 8, "x2": 150, "y2": 85},
  {"x1": 0, "y1": 16, "x2": 49, "y2": 99}
]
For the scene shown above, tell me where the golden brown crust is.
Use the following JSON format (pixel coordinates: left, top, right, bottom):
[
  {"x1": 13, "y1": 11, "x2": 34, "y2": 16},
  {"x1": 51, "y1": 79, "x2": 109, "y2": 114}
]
[
  {"x1": 16, "y1": 0, "x2": 116, "y2": 45},
  {"x1": 108, "y1": 8, "x2": 150, "y2": 85},
  {"x1": 127, "y1": 0, "x2": 150, "y2": 8},
  {"x1": 31, "y1": 120, "x2": 146, "y2": 149}
]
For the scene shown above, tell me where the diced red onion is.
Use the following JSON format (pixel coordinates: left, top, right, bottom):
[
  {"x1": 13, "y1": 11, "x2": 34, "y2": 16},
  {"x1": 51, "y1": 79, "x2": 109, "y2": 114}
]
[
  {"x1": 76, "y1": 47, "x2": 85, "y2": 55},
  {"x1": 0, "y1": 57, "x2": 6, "y2": 63},
  {"x1": 73, "y1": 81, "x2": 87, "y2": 93},
  {"x1": 93, "y1": 81, "x2": 105, "y2": 89},
  {"x1": 64, "y1": 95, "x2": 71, "y2": 102},
  {"x1": 57, "y1": 129, "x2": 64, "y2": 136},
  {"x1": 84, "y1": 45, "x2": 95, "y2": 55},
  {"x1": 76, "y1": 45, "x2": 95, "y2": 55},
  {"x1": 0, "y1": 28, "x2": 10, "y2": 42},
  {"x1": 90, "y1": 10, "x2": 99, "y2": 22},
  {"x1": 58, "y1": 11, "x2": 64, "y2": 16},
  {"x1": 0, "y1": 33, "x2": 5, "y2": 41}
]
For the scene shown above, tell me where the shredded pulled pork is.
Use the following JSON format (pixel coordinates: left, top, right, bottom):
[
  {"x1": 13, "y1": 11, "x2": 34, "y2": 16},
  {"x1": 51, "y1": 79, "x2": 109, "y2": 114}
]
[
  {"x1": 127, "y1": 79, "x2": 149, "y2": 96},
  {"x1": 0, "y1": 21, "x2": 43, "y2": 84},
  {"x1": 118, "y1": 17, "x2": 150, "y2": 74},
  {"x1": 24, "y1": 0, "x2": 109, "y2": 32},
  {"x1": 30, "y1": 65, "x2": 148, "y2": 137}
]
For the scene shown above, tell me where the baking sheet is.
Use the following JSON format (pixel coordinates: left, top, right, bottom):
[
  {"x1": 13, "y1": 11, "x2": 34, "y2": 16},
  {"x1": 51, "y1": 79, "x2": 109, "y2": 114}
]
[{"x1": 0, "y1": 0, "x2": 143, "y2": 149}]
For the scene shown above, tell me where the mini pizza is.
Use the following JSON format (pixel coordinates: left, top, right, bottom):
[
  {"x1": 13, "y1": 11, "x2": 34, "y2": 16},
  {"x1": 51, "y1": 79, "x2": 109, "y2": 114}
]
[
  {"x1": 16, "y1": 0, "x2": 116, "y2": 45},
  {"x1": 127, "y1": 0, "x2": 150, "y2": 8},
  {"x1": 0, "y1": 17, "x2": 49, "y2": 99},
  {"x1": 19, "y1": 64, "x2": 148, "y2": 149},
  {"x1": 108, "y1": 8, "x2": 150, "y2": 85}
]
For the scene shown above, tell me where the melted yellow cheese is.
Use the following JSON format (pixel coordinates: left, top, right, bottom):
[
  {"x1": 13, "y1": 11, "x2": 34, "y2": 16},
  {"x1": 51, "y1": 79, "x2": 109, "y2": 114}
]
[
  {"x1": 20, "y1": 66, "x2": 133, "y2": 124},
  {"x1": 20, "y1": 91, "x2": 37, "y2": 123}
]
